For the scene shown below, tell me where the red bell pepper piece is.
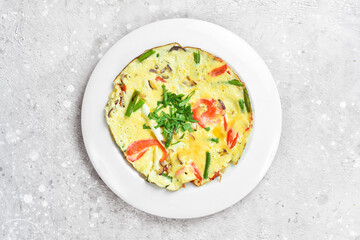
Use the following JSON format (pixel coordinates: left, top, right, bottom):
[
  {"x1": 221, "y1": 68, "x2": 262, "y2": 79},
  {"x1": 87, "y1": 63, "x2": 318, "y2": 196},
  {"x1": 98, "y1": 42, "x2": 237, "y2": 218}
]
[
  {"x1": 209, "y1": 64, "x2": 227, "y2": 77},
  {"x1": 210, "y1": 171, "x2": 220, "y2": 180},
  {"x1": 223, "y1": 116, "x2": 227, "y2": 131},
  {"x1": 190, "y1": 162, "x2": 202, "y2": 181},
  {"x1": 226, "y1": 128, "x2": 239, "y2": 149},
  {"x1": 155, "y1": 76, "x2": 167, "y2": 83},
  {"x1": 126, "y1": 139, "x2": 167, "y2": 162},
  {"x1": 120, "y1": 84, "x2": 127, "y2": 93}
]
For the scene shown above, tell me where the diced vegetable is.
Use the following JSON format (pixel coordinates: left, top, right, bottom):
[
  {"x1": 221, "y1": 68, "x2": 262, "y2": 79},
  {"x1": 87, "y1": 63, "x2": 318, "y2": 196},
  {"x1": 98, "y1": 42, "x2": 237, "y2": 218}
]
[
  {"x1": 210, "y1": 171, "x2": 220, "y2": 180},
  {"x1": 138, "y1": 49, "x2": 155, "y2": 62},
  {"x1": 243, "y1": 88, "x2": 251, "y2": 112},
  {"x1": 238, "y1": 99, "x2": 245, "y2": 113},
  {"x1": 193, "y1": 50, "x2": 200, "y2": 64},
  {"x1": 143, "y1": 124, "x2": 151, "y2": 129},
  {"x1": 126, "y1": 139, "x2": 167, "y2": 162},
  {"x1": 192, "y1": 99, "x2": 225, "y2": 128},
  {"x1": 190, "y1": 162, "x2": 202, "y2": 181},
  {"x1": 226, "y1": 128, "x2": 239, "y2": 149},
  {"x1": 133, "y1": 99, "x2": 145, "y2": 112},
  {"x1": 171, "y1": 141, "x2": 180, "y2": 146},
  {"x1": 210, "y1": 138, "x2": 219, "y2": 143},
  {"x1": 203, "y1": 152, "x2": 211, "y2": 179},
  {"x1": 155, "y1": 76, "x2": 167, "y2": 83},
  {"x1": 169, "y1": 46, "x2": 186, "y2": 52},
  {"x1": 125, "y1": 90, "x2": 140, "y2": 117},
  {"x1": 204, "y1": 127, "x2": 210, "y2": 131},
  {"x1": 228, "y1": 79, "x2": 243, "y2": 87},
  {"x1": 209, "y1": 64, "x2": 227, "y2": 77},
  {"x1": 162, "y1": 173, "x2": 172, "y2": 181}
]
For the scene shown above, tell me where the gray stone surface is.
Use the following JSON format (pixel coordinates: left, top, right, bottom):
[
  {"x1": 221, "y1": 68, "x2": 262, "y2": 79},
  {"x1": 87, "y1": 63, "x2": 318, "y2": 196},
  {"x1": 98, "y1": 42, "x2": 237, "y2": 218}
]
[{"x1": 1, "y1": 0, "x2": 359, "y2": 239}]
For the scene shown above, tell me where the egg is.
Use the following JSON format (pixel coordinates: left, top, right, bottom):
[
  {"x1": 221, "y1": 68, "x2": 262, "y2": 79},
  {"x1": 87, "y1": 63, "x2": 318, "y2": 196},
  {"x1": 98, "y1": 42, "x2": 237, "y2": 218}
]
[{"x1": 105, "y1": 43, "x2": 253, "y2": 191}]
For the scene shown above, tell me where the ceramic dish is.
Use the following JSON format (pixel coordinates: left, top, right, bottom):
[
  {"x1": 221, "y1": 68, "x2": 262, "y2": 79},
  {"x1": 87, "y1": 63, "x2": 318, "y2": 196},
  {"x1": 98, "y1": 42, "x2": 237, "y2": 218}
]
[{"x1": 81, "y1": 18, "x2": 281, "y2": 218}]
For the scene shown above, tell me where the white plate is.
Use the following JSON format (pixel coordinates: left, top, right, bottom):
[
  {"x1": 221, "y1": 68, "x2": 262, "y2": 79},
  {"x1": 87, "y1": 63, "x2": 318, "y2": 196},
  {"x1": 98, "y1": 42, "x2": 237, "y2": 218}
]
[{"x1": 81, "y1": 18, "x2": 281, "y2": 219}]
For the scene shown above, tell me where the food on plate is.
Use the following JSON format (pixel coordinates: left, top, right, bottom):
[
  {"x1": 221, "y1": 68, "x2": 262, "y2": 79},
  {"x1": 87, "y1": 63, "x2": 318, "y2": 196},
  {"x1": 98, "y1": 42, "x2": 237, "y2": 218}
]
[{"x1": 105, "y1": 43, "x2": 253, "y2": 191}]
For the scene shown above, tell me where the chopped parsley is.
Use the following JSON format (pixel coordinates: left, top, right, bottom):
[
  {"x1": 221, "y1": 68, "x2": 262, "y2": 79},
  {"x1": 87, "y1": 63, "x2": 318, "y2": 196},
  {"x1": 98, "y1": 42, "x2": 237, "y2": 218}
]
[
  {"x1": 204, "y1": 127, "x2": 211, "y2": 131},
  {"x1": 210, "y1": 138, "x2": 219, "y2": 143},
  {"x1": 142, "y1": 124, "x2": 151, "y2": 129},
  {"x1": 148, "y1": 85, "x2": 197, "y2": 148}
]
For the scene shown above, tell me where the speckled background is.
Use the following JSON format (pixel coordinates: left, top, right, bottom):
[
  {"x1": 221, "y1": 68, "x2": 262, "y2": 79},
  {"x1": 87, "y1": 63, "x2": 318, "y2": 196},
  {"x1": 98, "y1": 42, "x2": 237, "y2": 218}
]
[{"x1": 1, "y1": 0, "x2": 359, "y2": 239}]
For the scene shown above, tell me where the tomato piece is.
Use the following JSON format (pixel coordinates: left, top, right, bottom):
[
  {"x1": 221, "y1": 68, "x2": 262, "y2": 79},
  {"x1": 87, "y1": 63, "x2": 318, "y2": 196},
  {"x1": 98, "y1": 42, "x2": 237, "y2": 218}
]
[
  {"x1": 126, "y1": 139, "x2": 167, "y2": 162},
  {"x1": 192, "y1": 99, "x2": 225, "y2": 128},
  {"x1": 190, "y1": 162, "x2": 202, "y2": 181},
  {"x1": 192, "y1": 108, "x2": 206, "y2": 128},
  {"x1": 209, "y1": 64, "x2": 227, "y2": 77},
  {"x1": 155, "y1": 76, "x2": 167, "y2": 83},
  {"x1": 226, "y1": 129, "x2": 239, "y2": 149}
]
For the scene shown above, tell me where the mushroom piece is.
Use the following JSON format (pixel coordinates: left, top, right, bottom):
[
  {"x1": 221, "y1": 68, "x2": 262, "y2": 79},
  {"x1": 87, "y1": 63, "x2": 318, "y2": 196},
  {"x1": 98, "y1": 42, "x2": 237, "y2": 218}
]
[
  {"x1": 219, "y1": 149, "x2": 228, "y2": 156},
  {"x1": 148, "y1": 80, "x2": 156, "y2": 90},
  {"x1": 177, "y1": 154, "x2": 183, "y2": 164},
  {"x1": 108, "y1": 108, "x2": 113, "y2": 118},
  {"x1": 218, "y1": 99, "x2": 226, "y2": 110},
  {"x1": 149, "y1": 69, "x2": 158, "y2": 74},
  {"x1": 169, "y1": 46, "x2": 186, "y2": 52},
  {"x1": 156, "y1": 165, "x2": 164, "y2": 175}
]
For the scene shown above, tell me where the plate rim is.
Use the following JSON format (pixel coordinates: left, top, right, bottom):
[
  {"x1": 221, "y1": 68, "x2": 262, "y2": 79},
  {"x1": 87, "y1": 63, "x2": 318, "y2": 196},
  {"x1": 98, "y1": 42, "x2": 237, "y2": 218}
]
[{"x1": 81, "y1": 18, "x2": 282, "y2": 219}]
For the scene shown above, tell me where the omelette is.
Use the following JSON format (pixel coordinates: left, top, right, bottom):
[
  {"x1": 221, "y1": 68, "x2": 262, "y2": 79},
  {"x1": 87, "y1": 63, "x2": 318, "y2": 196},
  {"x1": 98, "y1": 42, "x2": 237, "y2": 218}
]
[{"x1": 105, "y1": 43, "x2": 253, "y2": 191}]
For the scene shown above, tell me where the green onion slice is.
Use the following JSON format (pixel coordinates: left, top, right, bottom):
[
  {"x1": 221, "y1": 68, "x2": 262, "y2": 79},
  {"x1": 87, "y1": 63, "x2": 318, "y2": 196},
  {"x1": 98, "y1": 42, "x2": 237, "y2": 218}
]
[
  {"x1": 238, "y1": 99, "x2": 245, "y2": 113},
  {"x1": 228, "y1": 79, "x2": 243, "y2": 87},
  {"x1": 133, "y1": 99, "x2": 145, "y2": 112},
  {"x1": 193, "y1": 50, "x2": 200, "y2": 64},
  {"x1": 203, "y1": 152, "x2": 211, "y2": 179},
  {"x1": 125, "y1": 90, "x2": 140, "y2": 117},
  {"x1": 243, "y1": 88, "x2": 251, "y2": 112},
  {"x1": 138, "y1": 49, "x2": 155, "y2": 62}
]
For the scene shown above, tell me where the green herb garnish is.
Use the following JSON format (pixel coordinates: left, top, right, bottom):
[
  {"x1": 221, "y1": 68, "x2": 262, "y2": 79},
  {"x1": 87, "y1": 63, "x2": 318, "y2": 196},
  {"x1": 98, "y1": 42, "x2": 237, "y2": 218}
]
[
  {"x1": 125, "y1": 90, "x2": 140, "y2": 117},
  {"x1": 142, "y1": 124, "x2": 151, "y2": 129},
  {"x1": 238, "y1": 99, "x2": 245, "y2": 113},
  {"x1": 193, "y1": 50, "x2": 200, "y2": 64},
  {"x1": 179, "y1": 133, "x2": 185, "y2": 139},
  {"x1": 210, "y1": 138, "x2": 219, "y2": 143},
  {"x1": 148, "y1": 85, "x2": 197, "y2": 148},
  {"x1": 156, "y1": 53, "x2": 159, "y2": 57},
  {"x1": 204, "y1": 127, "x2": 210, "y2": 131},
  {"x1": 171, "y1": 141, "x2": 180, "y2": 146},
  {"x1": 243, "y1": 88, "x2": 251, "y2": 112},
  {"x1": 228, "y1": 79, "x2": 243, "y2": 87},
  {"x1": 138, "y1": 49, "x2": 155, "y2": 62},
  {"x1": 203, "y1": 152, "x2": 211, "y2": 179}
]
